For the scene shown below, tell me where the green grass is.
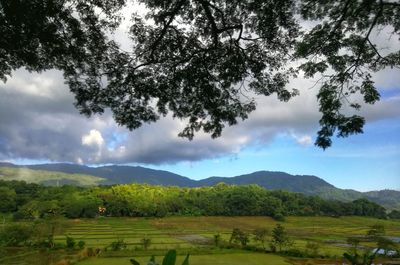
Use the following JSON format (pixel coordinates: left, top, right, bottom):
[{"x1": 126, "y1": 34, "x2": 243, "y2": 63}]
[{"x1": 77, "y1": 253, "x2": 291, "y2": 265}]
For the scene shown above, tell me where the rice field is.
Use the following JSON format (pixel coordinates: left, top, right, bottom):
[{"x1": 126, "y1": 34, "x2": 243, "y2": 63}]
[{"x1": 2, "y1": 216, "x2": 399, "y2": 265}]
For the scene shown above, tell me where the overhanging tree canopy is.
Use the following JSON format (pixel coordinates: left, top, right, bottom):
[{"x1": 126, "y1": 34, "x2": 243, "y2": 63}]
[{"x1": 1, "y1": 0, "x2": 399, "y2": 148}]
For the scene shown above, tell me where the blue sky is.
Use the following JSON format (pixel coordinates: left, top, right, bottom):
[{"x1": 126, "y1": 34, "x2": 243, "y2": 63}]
[{"x1": 147, "y1": 118, "x2": 400, "y2": 192}]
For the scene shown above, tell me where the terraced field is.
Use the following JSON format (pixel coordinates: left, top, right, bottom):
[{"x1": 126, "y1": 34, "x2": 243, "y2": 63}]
[{"x1": 2, "y1": 216, "x2": 399, "y2": 265}]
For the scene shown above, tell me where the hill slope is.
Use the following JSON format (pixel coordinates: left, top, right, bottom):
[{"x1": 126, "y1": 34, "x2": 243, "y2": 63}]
[
  {"x1": 0, "y1": 166, "x2": 105, "y2": 186},
  {"x1": 0, "y1": 162, "x2": 398, "y2": 210},
  {"x1": 0, "y1": 162, "x2": 196, "y2": 186},
  {"x1": 197, "y1": 171, "x2": 335, "y2": 194}
]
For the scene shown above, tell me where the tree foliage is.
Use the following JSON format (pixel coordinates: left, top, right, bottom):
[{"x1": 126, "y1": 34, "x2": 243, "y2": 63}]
[
  {"x1": 1, "y1": 0, "x2": 399, "y2": 147},
  {"x1": 0, "y1": 180, "x2": 389, "y2": 220},
  {"x1": 252, "y1": 228, "x2": 269, "y2": 249},
  {"x1": 270, "y1": 224, "x2": 292, "y2": 252},
  {"x1": 298, "y1": 0, "x2": 400, "y2": 148}
]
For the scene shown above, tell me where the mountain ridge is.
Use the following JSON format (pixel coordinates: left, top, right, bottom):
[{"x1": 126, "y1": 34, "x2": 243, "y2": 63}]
[{"x1": 0, "y1": 162, "x2": 398, "y2": 210}]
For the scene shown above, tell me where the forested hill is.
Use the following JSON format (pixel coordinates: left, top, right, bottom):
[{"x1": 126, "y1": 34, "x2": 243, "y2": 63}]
[
  {"x1": 0, "y1": 162, "x2": 399, "y2": 210},
  {"x1": 197, "y1": 171, "x2": 335, "y2": 194}
]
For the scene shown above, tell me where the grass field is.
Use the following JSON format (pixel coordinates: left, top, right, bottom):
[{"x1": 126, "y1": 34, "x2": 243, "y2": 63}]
[
  {"x1": 2, "y1": 216, "x2": 399, "y2": 265},
  {"x1": 77, "y1": 253, "x2": 291, "y2": 265}
]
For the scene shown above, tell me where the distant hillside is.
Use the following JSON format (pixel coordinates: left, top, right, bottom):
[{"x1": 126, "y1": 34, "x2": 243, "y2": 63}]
[
  {"x1": 197, "y1": 171, "x2": 335, "y2": 194},
  {"x1": 0, "y1": 166, "x2": 105, "y2": 186},
  {"x1": 0, "y1": 162, "x2": 196, "y2": 186},
  {"x1": 0, "y1": 162, "x2": 398, "y2": 210}
]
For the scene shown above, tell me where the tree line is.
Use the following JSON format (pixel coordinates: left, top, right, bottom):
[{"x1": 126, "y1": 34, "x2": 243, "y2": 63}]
[{"x1": 0, "y1": 180, "x2": 392, "y2": 220}]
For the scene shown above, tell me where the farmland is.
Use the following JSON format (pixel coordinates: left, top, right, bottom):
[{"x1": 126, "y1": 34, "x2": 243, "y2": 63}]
[{"x1": 2, "y1": 216, "x2": 399, "y2": 265}]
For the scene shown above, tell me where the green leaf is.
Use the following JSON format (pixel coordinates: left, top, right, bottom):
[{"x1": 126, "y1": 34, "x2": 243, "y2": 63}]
[
  {"x1": 130, "y1": 258, "x2": 141, "y2": 265},
  {"x1": 162, "y1": 250, "x2": 177, "y2": 265},
  {"x1": 181, "y1": 254, "x2": 190, "y2": 265}
]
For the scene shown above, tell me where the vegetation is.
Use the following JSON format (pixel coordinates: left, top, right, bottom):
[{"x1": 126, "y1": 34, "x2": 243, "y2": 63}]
[
  {"x1": 342, "y1": 224, "x2": 399, "y2": 265},
  {"x1": 270, "y1": 224, "x2": 292, "y2": 252},
  {"x1": 252, "y1": 228, "x2": 269, "y2": 250},
  {"x1": 0, "y1": 180, "x2": 390, "y2": 221},
  {"x1": 229, "y1": 228, "x2": 249, "y2": 247},
  {"x1": 141, "y1": 236, "x2": 152, "y2": 251},
  {"x1": 0, "y1": 167, "x2": 105, "y2": 187},
  {"x1": 130, "y1": 250, "x2": 189, "y2": 265},
  {"x1": 2, "y1": 164, "x2": 399, "y2": 212},
  {"x1": 2, "y1": 215, "x2": 399, "y2": 265}
]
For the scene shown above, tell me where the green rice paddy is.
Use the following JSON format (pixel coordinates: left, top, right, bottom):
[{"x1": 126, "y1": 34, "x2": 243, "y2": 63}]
[{"x1": 2, "y1": 216, "x2": 399, "y2": 265}]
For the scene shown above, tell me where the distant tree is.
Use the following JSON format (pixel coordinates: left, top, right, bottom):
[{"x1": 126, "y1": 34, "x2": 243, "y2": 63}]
[
  {"x1": 213, "y1": 233, "x2": 221, "y2": 247},
  {"x1": 66, "y1": 236, "x2": 76, "y2": 249},
  {"x1": 13, "y1": 200, "x2": 40, "y2": 220},
  {"x1": 110, "y1": 238, "x2": 127, "y2": 251},
  {"x1": 141, "y1": 236, "x2": 151, "y2": 250},
  {"x1": 252, "y1": 228, "x2": 269, "y2": 249},
  {"x1": 0, "y1": 186, "x2": 16, "y2": 212},
  {"x1": 77, "y1": 240, "x2": 86, "y2": 250},
  {"x1": 389, "y1": 210, "x2": 400, "y2": 220},
  {"x1": 347, "y1": 237, "x2": 361, "y2": 254},
  {"x1": 0, "y1": 224, "x2": 32, "y2": 246},
  {"x1": 366, "y1": 224, "x2": 385, "y2": 238},
  {"x1": 229, "y1": 228, "x2": 249, "y2": 247},
  {"x1": 270, "y1": 224, "x2": 292, "y2": 252},
  {"x1": 351, "y1": 199, "x2": 387, "y2": 219},
  {"x1": 2, "y1": 1, "x2": 399, "y2": 147}
]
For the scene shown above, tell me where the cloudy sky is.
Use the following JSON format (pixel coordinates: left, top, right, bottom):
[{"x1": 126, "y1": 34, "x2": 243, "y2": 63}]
[{"x1": 0, "y1": 7, "x2": 399, "y2": 192}]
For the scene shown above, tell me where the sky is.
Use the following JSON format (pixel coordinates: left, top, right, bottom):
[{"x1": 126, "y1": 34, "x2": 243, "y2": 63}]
[{"x1": 0, "y1": 7, "x2": 399, "y2": 192}]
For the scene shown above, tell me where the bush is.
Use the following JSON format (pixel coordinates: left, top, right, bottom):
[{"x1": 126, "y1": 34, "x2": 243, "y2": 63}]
[
  {"x1": 273, "y1": 213, "x2": 286, "y2": 221},
  {"x1": 66, "y1": 236, "x2": 76, "y2": 249},
  {"x1": 213, "y1": 233, "x2": 221, "y2": 247},
  {"x1": 85, "y1": 247, "x2": 101, "y2": 257},
  {"x1": 77, "y1": 240, "x2": 86, "y2": 250},
  {"x1": 110, "y1": 239, "x2": 127, "y2": 251},
  {"x1": 0, "y1": 224, "x2": 32, "y2": 246},
  {"x1": 283, "y1": 248, "x2": 307, "y2": 257},
  {"x1": 229, "y1": 228, "x2": 249, "y2": 247},
  {"x1": 130, "y1": 250, "x2": 189, "y2": 265}
]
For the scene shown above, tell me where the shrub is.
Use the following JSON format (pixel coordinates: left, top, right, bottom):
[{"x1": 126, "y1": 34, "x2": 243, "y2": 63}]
[
  {"x1": 77, "y1": 240, "x2": 86, "y2": 250},
  {"x1": 229, "y1": 228, "x2": 249, "y2": 247},
  {"x1": 66, "y1": 236, "x2": 76, "y2": 249},
  {"x1": 0, "y1": 224, "x2": 32, "y2": 246},
  {"x1": 110, "y1": 239, "x2": 127, "y2": 251},
  {"x1": 130, "y1": 250, "x2": 189, "y2": 265},
  {"x1": 273, "y1": 213, "x2": 286, "y2": 221},
  {"x1": 252, "y1": 228, "x2": 268, "y2": 249},
  {"x1": 213, "y1": 233, "x2": 221, "y2": 247}
]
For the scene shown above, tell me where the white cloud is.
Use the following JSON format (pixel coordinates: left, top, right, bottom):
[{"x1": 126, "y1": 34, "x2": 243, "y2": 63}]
[
  {"x1": 82, "y1": 130, "x2": 104, "y2": 148},
  {"x1": 293, "y1": 134, "x2": 313, "y2": 146}
]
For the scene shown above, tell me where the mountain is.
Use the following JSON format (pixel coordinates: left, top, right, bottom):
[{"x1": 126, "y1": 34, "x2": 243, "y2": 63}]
[
  {"x1": 197, "y1": 171, "x2": 335, "y2": 194},
  {"x1": 0, "y1": 162, "x2": 398, "y2": 210}
]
